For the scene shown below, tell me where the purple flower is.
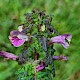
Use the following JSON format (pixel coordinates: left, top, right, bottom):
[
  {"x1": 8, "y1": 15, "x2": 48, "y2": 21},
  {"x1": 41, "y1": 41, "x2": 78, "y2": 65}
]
[
  {"x1": 50, "y1": 34, "x2": 72, "y2": 48},
  {"x1": 0, "y1": 50, "x2": 18, "y2": 60},
  {"x1": 36, "y1": 62, "x2": 45, "y2": 72},
  {"x1": 53, "y1": 55, "x2": 68, "y2": 60},
  {"x1": 9, "y1": 30, "x2": 29, "y2": 47}
]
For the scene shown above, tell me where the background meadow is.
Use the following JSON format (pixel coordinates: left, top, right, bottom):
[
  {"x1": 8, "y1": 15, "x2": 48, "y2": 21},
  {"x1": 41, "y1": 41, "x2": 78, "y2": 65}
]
[{"x1": 0, "y1": 0, "x2": 80, "y2": 80}]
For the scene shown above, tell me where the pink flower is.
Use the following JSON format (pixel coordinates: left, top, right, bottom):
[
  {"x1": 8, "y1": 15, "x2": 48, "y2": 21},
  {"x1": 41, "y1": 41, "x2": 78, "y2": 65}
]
[
  {"x1": 50, "y1": 34, "x2": 72, "y2": 48},
  {"x1": 36, "y1": 62, "x2": 45, "y2": 72},
  {"x1": 53, "y1": 55, "x2": 68, "y2": 60},
  {"x1": 9, "y1": 30, "x2": 29, "y2": 47},
  {"x1": 0, "y1": 50, "x2": 18, "y2": 60}
]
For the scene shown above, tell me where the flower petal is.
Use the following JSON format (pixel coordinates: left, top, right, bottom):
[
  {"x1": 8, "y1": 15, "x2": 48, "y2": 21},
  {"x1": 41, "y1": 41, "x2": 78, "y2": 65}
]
[
  {"x1": 17, "y1": 34, "x2": 29, "y2": 41},
  {"x1": 9, "y1": 36, "x2": 25, "y2": 47},
  {"x1": 61, "y1": 42, "x2": 69, "y2": 48},
  {"x1": 10, "y1": 30, "x2": 21, "y2": 36},
  {"x1": 10, "y1": 30, "x2": 27, "y2": 37}
]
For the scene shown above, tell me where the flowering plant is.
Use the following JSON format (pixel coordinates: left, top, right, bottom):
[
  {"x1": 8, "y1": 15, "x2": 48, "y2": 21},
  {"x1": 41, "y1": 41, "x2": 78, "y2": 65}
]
[{"x1": 0, "y1": 9, "x2": 72, "y2": 80}]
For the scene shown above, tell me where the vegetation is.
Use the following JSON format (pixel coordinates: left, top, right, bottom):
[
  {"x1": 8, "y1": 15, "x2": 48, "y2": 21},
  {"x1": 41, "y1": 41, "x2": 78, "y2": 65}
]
[{"x1": 0, "y1": 0, "x2": 80, "y2": 80}]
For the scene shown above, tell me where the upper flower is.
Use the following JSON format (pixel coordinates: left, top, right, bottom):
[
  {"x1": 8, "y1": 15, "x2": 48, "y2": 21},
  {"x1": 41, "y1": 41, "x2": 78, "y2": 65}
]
[
  {"x1": 50, "y1": 34, "x2": 72, "y2": 48},
  {"x1": 9, "y1": 30, "x2": 29, "y2": 47}
]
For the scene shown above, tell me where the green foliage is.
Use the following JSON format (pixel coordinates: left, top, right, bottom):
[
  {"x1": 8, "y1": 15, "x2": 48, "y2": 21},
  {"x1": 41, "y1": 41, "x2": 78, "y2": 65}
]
[
  {"x1": 16, "y1": 62, "x2": 52, "y2": 80},
  {"x1": 0, "y1": 0, "x2": 80, "y2": 80},
  {"x1": 16, "y1": 63, "x2": 35, "y2": 80},
  {"x1": 36, "y1": 70, "x2": 52, "y2": 80}
]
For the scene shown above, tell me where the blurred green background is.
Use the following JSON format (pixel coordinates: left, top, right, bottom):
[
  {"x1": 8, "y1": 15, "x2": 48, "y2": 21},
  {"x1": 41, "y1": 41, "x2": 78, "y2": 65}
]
[{"x1": 0, "y1": 0, "x2": 80, "y2": 80}]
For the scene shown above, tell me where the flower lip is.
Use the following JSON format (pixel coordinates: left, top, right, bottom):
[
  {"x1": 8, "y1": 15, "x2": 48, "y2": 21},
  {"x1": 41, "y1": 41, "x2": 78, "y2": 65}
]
[
  {"x1": 50, "y1": 34, "x2": 72, "y2": 48},
  {"x1": 9, "y1": 36, "x2": 25, "y2": 47}
]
